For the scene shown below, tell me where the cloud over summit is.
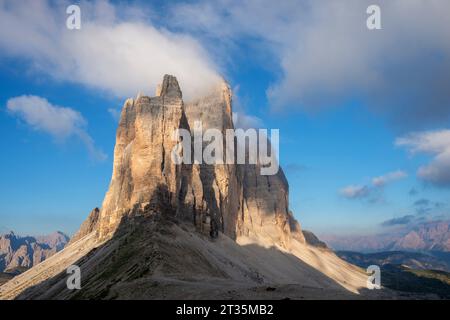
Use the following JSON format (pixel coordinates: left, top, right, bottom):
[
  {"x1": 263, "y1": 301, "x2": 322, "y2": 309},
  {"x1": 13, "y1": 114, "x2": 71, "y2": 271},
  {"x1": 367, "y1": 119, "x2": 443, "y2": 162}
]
[
  {"x1": 3, "y1": 0, "x2": 450, "y2": 130},
  {"x1": 0, "y1": 0, "x2": 222, "y2": 100}
]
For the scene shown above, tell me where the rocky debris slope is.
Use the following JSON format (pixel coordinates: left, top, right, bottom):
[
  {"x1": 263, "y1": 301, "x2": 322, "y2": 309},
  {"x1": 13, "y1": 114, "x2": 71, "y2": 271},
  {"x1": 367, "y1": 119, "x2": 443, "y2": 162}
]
[
  {"x1": 0, "y1": 231, "x2": 69, "y2": 273},
  {"x1": 0, "y1": 75, "x2": 371, "y2": 299},
  {"x1": 1, "y1": 216, "x2": 369, "y2": 299}
]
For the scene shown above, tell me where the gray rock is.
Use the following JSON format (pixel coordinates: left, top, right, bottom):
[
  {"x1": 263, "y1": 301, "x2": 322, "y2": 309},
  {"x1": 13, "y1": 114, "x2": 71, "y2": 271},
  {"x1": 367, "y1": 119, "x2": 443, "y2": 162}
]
[{"x1": 89, "y1": 74, "x2": 305, "y2": 248}]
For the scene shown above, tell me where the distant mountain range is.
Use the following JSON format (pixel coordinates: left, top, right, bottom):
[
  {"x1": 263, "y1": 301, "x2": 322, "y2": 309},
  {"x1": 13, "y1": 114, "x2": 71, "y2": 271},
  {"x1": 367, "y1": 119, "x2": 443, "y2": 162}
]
[
  {"x1": 336, "y1": 251, "x2": 450, "y2": 272},
  {"x1": 322, "y1": 220, "x2": 450, "y2": 253},
  {"x1": 0, "y1": 231, "x2": 69, "y2": 273},
  {"x1": 320, "y1": 219, "x2": 450, "y2": 297},
  {"x1": 336, "y1": 251, "x2": 450, "y2": 298}
]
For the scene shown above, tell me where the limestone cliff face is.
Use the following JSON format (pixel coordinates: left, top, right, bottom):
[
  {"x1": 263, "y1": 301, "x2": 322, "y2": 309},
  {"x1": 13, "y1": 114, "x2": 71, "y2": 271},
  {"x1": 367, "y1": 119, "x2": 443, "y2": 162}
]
[
  {"x1": 185, "y1": 80, "x2": 305, "y2": 246},
  {"x1": 238, "y1": 164, "x2": 298, "y2": 247},
  {"x1": 93, "y1": 74, "x2": 304, "y2": 247},
  {"x1": 183, "y1": 82, "x2": 240, "y2": 239},
  {"x1": 98, "y1": 75, "x2": 188, "y2": 238}
]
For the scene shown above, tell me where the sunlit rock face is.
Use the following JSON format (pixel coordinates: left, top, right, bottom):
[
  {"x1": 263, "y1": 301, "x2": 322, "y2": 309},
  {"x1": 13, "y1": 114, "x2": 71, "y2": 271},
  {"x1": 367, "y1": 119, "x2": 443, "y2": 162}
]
[
  {"x1": 98, "y1": 75, "x2": 187, "y2": 239},
  {"x1": 94, "y1": 74, "x2": 304, "y2": 247}
]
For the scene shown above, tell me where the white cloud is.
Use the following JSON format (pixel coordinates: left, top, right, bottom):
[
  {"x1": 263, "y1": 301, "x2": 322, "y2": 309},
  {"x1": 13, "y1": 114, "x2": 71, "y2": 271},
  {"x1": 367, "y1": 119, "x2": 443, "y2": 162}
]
[
  {"x1": 7, "y1": 95, "x2": 106, "y2": 161},
  {"x1": 339, "y1": 185, "x2": 370, "y2": 199},
  {"x1": 7, "y1": 95, "x2": 84, "y2": 138},
  {"x1": 171, "y1": 0, "x2": 450, "y2": 129},
  {"x1": 232, "y1": 112, "x2": 263, "y2": 130},
  {"x1": 396, "y1": 130, "x2": 450, "y2": 187},
  {"x1": 226, "y1": 84, "x2": 263, "y2": 130},
  {"x1": 0, "y1": 0, "x2": 221, "y2": 100},
  {"x1": 340, "y1": 170, "x2": 407, "y2": 201},
  {"x1": 372, "y1": 170, "x2": 408, "y2": 187},
  {"x1": 3, "y1": 0, "x2": 450, "y2": 130}
]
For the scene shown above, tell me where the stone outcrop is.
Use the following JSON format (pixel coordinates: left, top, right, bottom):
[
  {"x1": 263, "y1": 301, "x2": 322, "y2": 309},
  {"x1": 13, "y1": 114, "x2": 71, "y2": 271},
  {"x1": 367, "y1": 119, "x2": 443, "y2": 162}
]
[
  {"x1": 91, "y1": 74, "x2": 304, "y2": 248},
  {"x1": 302, "y1": 230, "x2": 328, "y2": 249},
  {"x1": 68, "y1": 208, "x2": 100, "y2": 245}
]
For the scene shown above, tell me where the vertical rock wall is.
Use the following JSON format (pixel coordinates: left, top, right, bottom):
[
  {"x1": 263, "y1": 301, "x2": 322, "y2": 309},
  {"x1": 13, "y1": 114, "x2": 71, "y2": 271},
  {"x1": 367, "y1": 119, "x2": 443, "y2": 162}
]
[{"x1": 90, "y1": 74, "x2": 304, "y2": 247}]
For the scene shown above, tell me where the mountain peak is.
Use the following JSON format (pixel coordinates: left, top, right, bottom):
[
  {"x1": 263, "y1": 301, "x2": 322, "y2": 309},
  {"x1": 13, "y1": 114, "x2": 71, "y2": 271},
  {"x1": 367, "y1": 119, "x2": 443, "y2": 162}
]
[
  {"x1": 0, "y1": 74, "x2": 372, "y2": 300},
  {"x1": 6, "y1": 230, "x2": 15, "y2": 236},
  {"x1": 94, "y1": 74, "x2": 304, "y2": 246},
  {"x1": 0, "y1": 230, "x2": 16, "y2": 239},
  {"x1": 156, "y1": 74, "x2": 182, "y2": 99}
]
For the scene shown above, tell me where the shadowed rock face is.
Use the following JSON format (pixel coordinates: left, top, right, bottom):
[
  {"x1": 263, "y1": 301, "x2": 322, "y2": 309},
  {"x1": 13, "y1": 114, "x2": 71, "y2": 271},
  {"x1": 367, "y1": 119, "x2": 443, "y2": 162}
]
[{"x1": 95, "y1": 74, "x2": 305, "y2": 247}]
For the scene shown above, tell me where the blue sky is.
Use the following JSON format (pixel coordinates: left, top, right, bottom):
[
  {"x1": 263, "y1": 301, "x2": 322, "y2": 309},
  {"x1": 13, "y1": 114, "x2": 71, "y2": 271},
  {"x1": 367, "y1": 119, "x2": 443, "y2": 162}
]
[{"x1": 1, "y1": 0, "x2": 450, "y2": 236}]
